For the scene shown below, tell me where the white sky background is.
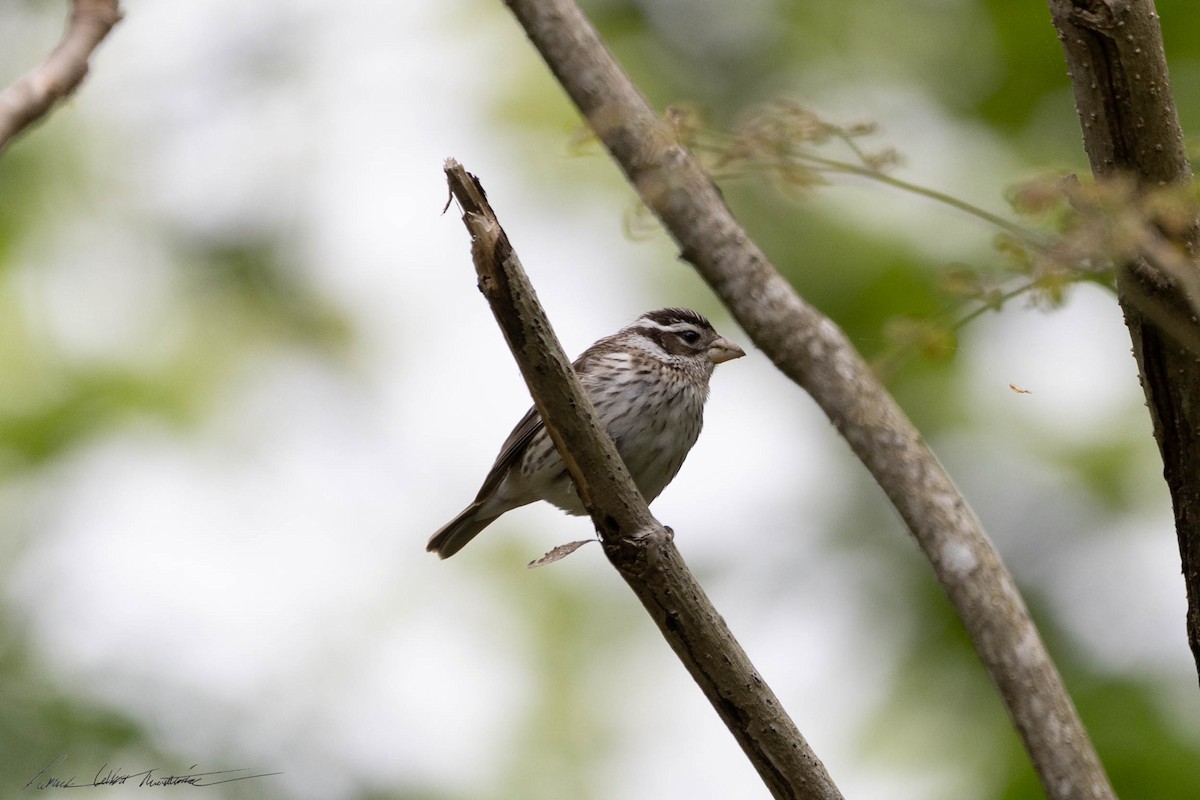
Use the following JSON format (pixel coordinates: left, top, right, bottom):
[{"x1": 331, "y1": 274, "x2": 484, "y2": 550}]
[{"x1": 1, "y1": 1, "x2": 1193, "y2": 799}]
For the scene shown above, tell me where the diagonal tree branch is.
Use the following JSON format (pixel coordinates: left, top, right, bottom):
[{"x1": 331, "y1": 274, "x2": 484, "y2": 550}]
[
  {"x1": 443, "y1": 158, "x2": 845, "y2": 800},
  {"x1": 1049, "y1": 0, "x2": 1200, "y2": 688},
  {"x1": 499, "y1": 1, "x2": 1116, "y2": 798},
  {"x1": 0, "y1": 0, "x2": 122, "y2": 155}
]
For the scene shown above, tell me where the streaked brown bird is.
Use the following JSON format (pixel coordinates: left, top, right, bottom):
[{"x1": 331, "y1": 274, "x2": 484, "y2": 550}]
[{"x1": 427, "y1": 308, "x2": 744, "y2": 558}]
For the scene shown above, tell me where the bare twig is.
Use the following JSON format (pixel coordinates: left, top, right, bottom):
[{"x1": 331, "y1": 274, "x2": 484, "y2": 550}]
[
  {"x1": 499, "y1": 1, "x2": 1116, "y2": 798},
  {"x1": 443, "y1": 158, "x2": 845, "y2": 800},
  {"x1": 0, "y1": 0, "x2": 122, "y2": 155}
]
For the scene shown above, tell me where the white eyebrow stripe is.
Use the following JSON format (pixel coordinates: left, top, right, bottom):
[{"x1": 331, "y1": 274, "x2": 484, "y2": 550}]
[{"x1": 630, "y1": 319, "x2": 703, "y2": 333}]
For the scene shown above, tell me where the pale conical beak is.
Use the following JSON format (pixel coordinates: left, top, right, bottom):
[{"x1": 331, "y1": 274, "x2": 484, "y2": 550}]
[{"x1": 705, "y1": 336, "x2": 746, "y2": 364}]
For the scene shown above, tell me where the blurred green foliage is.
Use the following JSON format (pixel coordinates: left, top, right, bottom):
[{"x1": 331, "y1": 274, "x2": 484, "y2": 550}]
[
  {"x1": 0, "y1": 613, "x2": 162, "y2": 794},
  {"x1": 0, "y1": 158, "x2": 351, "y2": 476},
  {"x1": 2, "y1": 1, "x2": 1198, "y2": 798},
  {"x1": 0, "y1": 15, "x2": 350, "y2": 795}
]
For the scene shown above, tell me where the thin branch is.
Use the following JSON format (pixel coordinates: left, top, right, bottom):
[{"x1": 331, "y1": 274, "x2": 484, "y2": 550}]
[
  {"x1": 443, "y1": 158, "x2": 845, "y2": 800},
  {"x1": 0, "y1": 0, "x2": 123, "y2": 155},
  {"x1": 799, "y1": 153, "x2": 1040, "y2": 244},
  {"x1": 692, "y1": 135, "x2": 1043, "y2": 245},
  {"x1": 869, "y1": 279, "x2": 1041, "y2": 381},
  {"x1": 500, "y1": 1, "x2": 1116, "y2": 798}
]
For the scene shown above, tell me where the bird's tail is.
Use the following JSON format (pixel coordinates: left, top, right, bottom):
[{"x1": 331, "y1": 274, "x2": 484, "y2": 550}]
[{"x1": 426, "y1": 502, "x2": 498, "y2": 559}]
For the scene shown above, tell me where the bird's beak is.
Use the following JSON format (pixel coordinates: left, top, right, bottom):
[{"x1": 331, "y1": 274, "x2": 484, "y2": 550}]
[{"x1": 705, "y1": 336, "x2": 746, "y2": 364}]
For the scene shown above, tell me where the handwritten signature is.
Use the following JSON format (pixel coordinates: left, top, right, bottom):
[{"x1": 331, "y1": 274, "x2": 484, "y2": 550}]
[{"x1": 25, "y1": 753, "x2": 281, "y2": 791}]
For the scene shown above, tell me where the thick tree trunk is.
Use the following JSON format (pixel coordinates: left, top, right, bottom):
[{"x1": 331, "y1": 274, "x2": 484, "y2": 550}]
[{"x1": 1049, "y1": 0, "x2": 1200, "y2": 684}]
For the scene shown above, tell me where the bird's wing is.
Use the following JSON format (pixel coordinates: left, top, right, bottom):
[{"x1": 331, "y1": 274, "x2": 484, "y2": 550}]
[
  {"x1": 474, "y1": 404, "x2": 544, "y2": 502},
  {"x1": 473, "y1": 342, "x2": 615, "y2": 503}
]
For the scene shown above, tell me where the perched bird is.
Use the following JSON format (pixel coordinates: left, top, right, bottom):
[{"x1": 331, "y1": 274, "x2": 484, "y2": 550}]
[{"x1": 427, "y1": 308, "x2": 745, "y2": 558}]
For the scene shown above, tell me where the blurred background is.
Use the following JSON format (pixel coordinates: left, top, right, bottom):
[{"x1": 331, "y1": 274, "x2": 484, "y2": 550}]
[{"x1": 1, "y1": 1, "x2": 1198, "y2": 798}]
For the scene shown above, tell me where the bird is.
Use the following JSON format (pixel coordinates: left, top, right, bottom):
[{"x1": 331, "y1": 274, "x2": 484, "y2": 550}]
[{"x1": 427, "y1": 308, "x2": 745, "y2": 558}]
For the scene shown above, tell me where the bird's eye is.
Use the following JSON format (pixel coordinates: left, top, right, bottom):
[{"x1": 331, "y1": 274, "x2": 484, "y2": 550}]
[{"x1": 679, "y1": 329, "x2": 701, "y2": 345}]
